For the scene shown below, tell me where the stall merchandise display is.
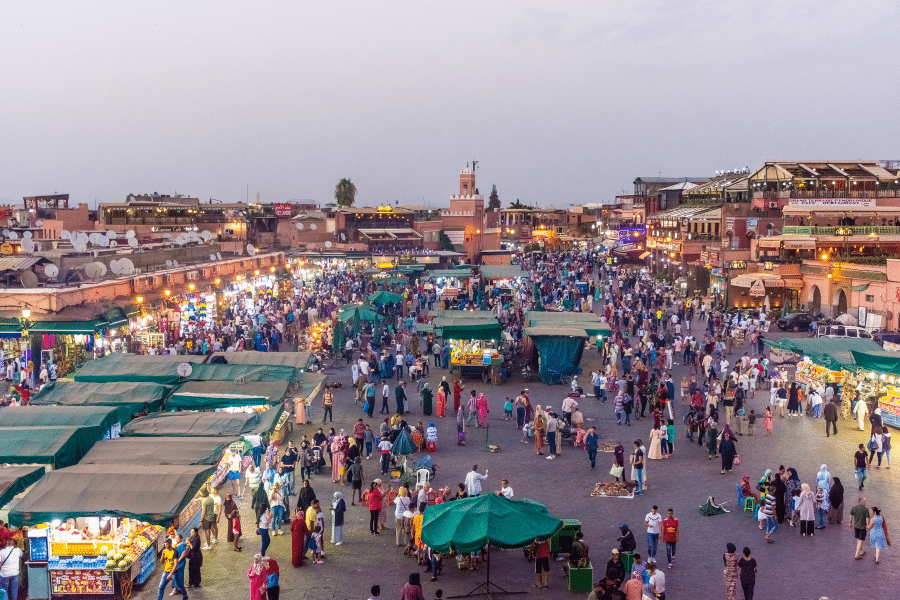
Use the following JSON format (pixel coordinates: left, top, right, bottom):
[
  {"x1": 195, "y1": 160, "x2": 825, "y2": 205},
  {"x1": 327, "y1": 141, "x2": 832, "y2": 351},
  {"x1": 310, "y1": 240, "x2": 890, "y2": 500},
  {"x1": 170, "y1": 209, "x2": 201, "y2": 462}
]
[
  {"x1": 591, "y1": 480, "x2": 636, "y2": 498},
  {"x1": 450, "y1": 341, "x2": 501, "y2": 367},
  {"x1": 795, "y1": 359, "x2": 842, "y2": 388}
]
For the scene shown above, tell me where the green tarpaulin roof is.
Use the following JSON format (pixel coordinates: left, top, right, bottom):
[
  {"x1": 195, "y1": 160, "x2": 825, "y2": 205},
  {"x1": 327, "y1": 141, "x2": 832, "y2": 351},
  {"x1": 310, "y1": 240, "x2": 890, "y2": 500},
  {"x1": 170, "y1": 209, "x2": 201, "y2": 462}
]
[
  {"x1": 525, "y1": 312, "x2": 612, "y2": 337},
  {"x1": 434, "y1": 318, "x2": 502, "y2": 342},
  {"x1": 524, "y1": 326, "x2": 589, "y2": 338},
  {"x1": 75, "y1": 354, "x2": 205, "y2": 384},
  {"x1": 425, "y1": 269, "x2": 472, "y2": 279},
  {"x1": 368, "y1": 290, "x2": 403, "y2": 305},
  {"x1": 478, "y1": 265, "x2": 526, "y2": 280},
  {"x1": 7, "y1": 464, "x2": 216, "y2": 527},
  {"x1": 0, "y1": 426, "x2": 99, "y2": 469},
  {"x1": 764, "y1": 337, "x2": 883, "y2": 372},
  {"x1": 431, "y1": 310, "x2": 496, "y2": 319},
  {"x1": 850, "y1": 349, "x2": 900, "y2": 376},
  {"x1": 187, "y1": 363, "x2": 301, "y2": 383},
  {"x1": 210, "y1": 351, "x2": 315, "y2": 371},
  {"x1": 80, "y1": 437, "x2": 235, "y2": 466},
  {"x1": 29, "y1": 319, "x2": 104, "y2": 334},
  {"x1": 0, "y1": 405, "x2": 134, "y2": 440},
  {"x1": 0, "y1": 465, "x2": 45, "y2": 508},
  {"x1": 168, "y1": 380, "x2": 290, "y2": 410},
  {"x1": 121, "y1": 406, "x2": 283, "y2": 437},
  {"x1": 31, "y1": 381, "x2": 169, "y2": 416},
  {"x1": 421, "y1": 495, "x2": 563, "y2": 554}
]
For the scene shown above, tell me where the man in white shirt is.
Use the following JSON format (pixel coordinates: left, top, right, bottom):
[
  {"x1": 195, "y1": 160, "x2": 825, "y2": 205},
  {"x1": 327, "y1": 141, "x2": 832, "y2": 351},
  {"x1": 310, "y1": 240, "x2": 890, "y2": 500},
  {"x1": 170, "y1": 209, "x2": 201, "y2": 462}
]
[
  {"x1": 645, "y1": 559, "x2": 666, "y2": 599},
  {"x1": 645, "y1": 505, "x2": 663, "y2": 561},
  {"x1": 0, "y1": 538, "x2": 22, "y2": 600},
  {"x1": 464, "y1": 465, "x2": 488, "y2": 496},
  {"x1": 498, "y1": 479, "x2": 514, "y2": 498},
  {"x1": 546, "y1": 412, "x2": 558, "y2": 459}
]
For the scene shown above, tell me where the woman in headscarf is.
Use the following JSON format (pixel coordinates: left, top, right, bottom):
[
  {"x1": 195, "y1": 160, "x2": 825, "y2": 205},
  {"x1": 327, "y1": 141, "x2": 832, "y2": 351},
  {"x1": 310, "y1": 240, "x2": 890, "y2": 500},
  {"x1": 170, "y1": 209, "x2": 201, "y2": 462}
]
[
  {"x1": 298, "y1": 479, "x2": 316, "y2": 514},
  {"x1": 828, "y1": 477, "x2": 845, "y2": 524},
  {"x1": 723, "y1": 542, "x2": 739, "y2": 600},
  {"x1": 783, "y1": 468, "x2": 801, "y2": 524},
  {"x1": 422, "y1": 383, "x2": 433, "y2": 416},
  {"x1": 290, "y1": 507, "x2": 308, "y2": 567},
  {"x1": 816, "y1": 464, "x2": 832, "y2": 494},
  {"x1": 248, "y1": 554, "x2": 267, "y2": 600},
  {"x1": 453, "y1": 378, "x2": 463, "y2": 414},
  {"x1": 331, "y1": 491, "x2": 346, "y2": 545},
  {"x1": 401, "y1": 572, "x2": 425, "y2": 600},
  {"x1": 787, "y1": 382, "x2": 800, "y2": 416},
  {"x1": 330, "y1": 431, "x2": 345, "y2": 483},
  {"x1": 706, "y1": 415, "x2": 719, "y2": 459},
  {"x1": 797, "y1": 483, "x2": 816, "y2": 536},
  {"x1": 435, "y1": 384, "x2": 446, "y2": 417},
  {"x1": 251, "y1": 483, "x2": 270, "y2": 528},
  {"x1": 612, "y1": 443, "x2": 626, "y2": 482},
  {"x1": 741, "y1": 475, "x2": 759, "y2": 503},
  {"x1": 476, "y1": 392, "x2": 489, "y2": 428},
  {"x1": 758, "y1": 469, "x2": 772, "y2": 496},
  {"x1": 223, "y1": 493, "x2": 238, "y2": 543},
  {"x1": 719, "y1": 431, "x2": 737, "y2": 474},
  {"x1": 187, "y1": 527, "x2": 203, "y2": 587},
  {"x1": 771, "y1": 469, "x2": 788, "y2": 523},
  {"x1": 378, "y1": 480, "x2": 390, "y2": 532},
  {"x1": 622, "y1": 569, "x2": 643, "y2": 599},
  {"x1": 533, "y1": 405, "x2": 546, "y2": 456}
]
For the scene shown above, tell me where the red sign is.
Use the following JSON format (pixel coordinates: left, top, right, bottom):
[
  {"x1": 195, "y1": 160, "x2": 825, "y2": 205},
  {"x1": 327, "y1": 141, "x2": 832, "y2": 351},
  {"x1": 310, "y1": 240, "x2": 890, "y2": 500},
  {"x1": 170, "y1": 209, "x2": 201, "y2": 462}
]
[{"x1": 273, "y1": 203, "x2": 292, "y2": 217}]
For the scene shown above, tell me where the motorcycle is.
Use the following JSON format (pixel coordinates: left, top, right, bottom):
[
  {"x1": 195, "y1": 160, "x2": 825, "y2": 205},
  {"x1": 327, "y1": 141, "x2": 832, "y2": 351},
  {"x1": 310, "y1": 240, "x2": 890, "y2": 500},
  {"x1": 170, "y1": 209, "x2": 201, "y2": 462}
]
[{"x1": 569, "y1": 375, "x2": 584, "y2": 397}]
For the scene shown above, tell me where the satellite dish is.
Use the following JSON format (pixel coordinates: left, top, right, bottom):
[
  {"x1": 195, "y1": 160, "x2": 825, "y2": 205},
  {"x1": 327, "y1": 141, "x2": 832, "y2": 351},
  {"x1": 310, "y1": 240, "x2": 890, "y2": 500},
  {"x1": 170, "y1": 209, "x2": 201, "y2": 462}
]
[
  {"x1": 84, "y1": 263, "x2": 101, "y2": 279},
  {"x1": 110, "y1": 259, "x2": 121, "y2": 274},
  {"x1": 296, "y1": 223, "x2": 304, "y2": 230},
  {"x1": 60, "y1": 230, "x2": 71, "y2": 240},
  {"x1": 166, "y1": 260, "x2": 173, "y2": 267},
  {"x1": 96, "y1": 262, "x2": 107, "y2": 276},
  {"x1": 126, "y1": 230, "x2": 136, "y2": 239},
  {"x1": 201, "y1": 230, "x2": 213, "y2": 240},
  {"x1": 7, "y1": 231, "x2": 18, "y2": 240},
  {"x1": 19, "y1": 271, "x2": 38, "y2": 288},
  {"x1": 98, "y1": 236, "x2": 110, "y2": 247},
  {"x1": 177, "y1": 362, "x2": 193, "y2": 377},
  {"x1": 173, "y1": 260, "x2": 180, "y2": 268},
  {"x1": 246, "y1": 244, "x2": 255, "y2": 255},
  {"x1": 216, "y1": 252, "x2": 222, "y2": 260},
  {"x1": 325, "y1": 240, "x2": 332, "y2": 248},
  {"x1": 1, "y1": 230, "x2": 8, "y2": 238},
  {"x1": 35, "y1": 220, "x2": 43, "y2": 227},
  {"x1": 310, "y1": 223, "x2": 317, "y2": 230},
  {"x1": 210, "y1": 254, "x2": 217, "y2": 261},
  {"x1": 119, "y1": 258, "x2": 135, "y2": 275},
  {"x1": 106, "y1": 230, "x2": 117, "y2": 239},
  {"x1": 44, "y1": 264, "x2": 59, "y2": 279},
  {"x1": 128, "y1": 237, "x2": 138, "y2": 248},
  {"x1": 110, "y1": 240, "x2": 117, "y2": 247},
  {"x1": 21, "y1": 239, "x2": 35, "y2": 254},
  {"x1": 22, "y1": 231, "x2": 32, "y2": 239}
]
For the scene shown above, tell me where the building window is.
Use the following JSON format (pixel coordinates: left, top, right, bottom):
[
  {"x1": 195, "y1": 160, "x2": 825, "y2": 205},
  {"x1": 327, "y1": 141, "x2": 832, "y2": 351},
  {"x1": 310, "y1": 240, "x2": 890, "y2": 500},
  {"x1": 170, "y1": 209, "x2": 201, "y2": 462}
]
[{"x1": 865, "y1": 294, "x2": 875, "y2": 302}]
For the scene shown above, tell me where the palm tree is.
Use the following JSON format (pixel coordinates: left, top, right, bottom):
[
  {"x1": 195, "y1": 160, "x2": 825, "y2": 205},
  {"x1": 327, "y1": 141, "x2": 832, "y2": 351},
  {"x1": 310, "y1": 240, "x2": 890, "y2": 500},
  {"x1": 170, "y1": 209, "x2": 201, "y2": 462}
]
[{"x1": 334, "y1": 178, "x2": 357, "y2": 207}]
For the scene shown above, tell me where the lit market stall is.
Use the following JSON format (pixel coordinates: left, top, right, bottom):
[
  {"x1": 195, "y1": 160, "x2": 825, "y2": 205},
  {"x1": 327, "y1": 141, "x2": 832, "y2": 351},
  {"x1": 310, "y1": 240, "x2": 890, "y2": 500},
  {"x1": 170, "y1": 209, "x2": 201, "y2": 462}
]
[
  {"x1": 849, "y1": 349, "x2": 900, "y2": 429},
  {"x1": 424, "y1": 268, "x2": 473, "y2": 306},
  {"x1": 7, "y1": 464, "x2": 215, "y2": 600},
  {"x1": 434, "y1": 314, "x2": 503, "y2": 381}
]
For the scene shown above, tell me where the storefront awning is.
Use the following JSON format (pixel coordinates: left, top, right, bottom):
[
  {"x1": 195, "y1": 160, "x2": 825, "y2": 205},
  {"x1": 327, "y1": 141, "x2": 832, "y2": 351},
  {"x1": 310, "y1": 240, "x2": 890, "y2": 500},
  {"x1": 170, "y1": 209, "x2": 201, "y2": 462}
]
[
  {"x1": 851, "y1": 349, "x2": 900, "y2": 377},
  {"x1": 435, "y1": 318, "x2": 502, "y2": 342},
  {"x1": 426, "y1": 269, "x2": 472, "y2": 280},
  {"x1": 122, "y1": 405, "x2": 283, "y2": 437},
  {"x1": 478, "y1": 265, "x2": 526, "y2": 280},
  {"x1": 764, "y1": 338, "x2": 882, "y2": 372},
  {"x1": 6, "y1": 464, "x2": 216, "y2": 527},
  {"x1": 0, "y1": 317, "x2": 21, "y2": 339},
  {"x1": 852, "y1": 283, "x2": 871, "y2": 291},
  {"x1": 29, "y1": 318, "x2": 104, "y2": 335}
]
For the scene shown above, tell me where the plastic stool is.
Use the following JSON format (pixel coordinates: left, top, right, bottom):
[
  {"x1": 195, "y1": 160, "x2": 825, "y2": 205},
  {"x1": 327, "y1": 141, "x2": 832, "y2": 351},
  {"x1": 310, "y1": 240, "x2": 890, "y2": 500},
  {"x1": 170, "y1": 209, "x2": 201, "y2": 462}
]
[{"x1": 743, "y1": 496, "x2": 756, "y2": 514}]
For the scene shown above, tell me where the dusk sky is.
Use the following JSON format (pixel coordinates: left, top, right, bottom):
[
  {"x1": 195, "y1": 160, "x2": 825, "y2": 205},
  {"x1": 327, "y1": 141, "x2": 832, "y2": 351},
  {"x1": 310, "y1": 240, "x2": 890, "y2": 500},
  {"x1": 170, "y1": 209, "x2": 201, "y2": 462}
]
[{"x1": 1, "y1": 1, "x2": 896, "y2": 209}]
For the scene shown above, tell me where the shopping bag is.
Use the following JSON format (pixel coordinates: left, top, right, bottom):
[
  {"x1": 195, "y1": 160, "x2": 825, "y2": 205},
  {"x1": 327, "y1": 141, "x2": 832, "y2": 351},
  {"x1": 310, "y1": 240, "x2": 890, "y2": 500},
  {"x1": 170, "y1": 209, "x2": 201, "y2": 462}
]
[
  {"x1": 362, "y1": 401, "x2": 371, "y2": 414},
  {"x1": 733, "y1": 455, "x2": 741, "y2": 466},
  {"x1": 609, "y1": 465, "x2": 624, "y2": 477}
]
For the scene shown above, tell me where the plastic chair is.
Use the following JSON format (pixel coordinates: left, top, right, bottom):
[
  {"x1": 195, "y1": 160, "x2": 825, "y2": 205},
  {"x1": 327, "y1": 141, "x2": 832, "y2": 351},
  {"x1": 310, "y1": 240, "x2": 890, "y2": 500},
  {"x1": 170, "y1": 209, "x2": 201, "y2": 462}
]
[
  {"x1": 743, "y1": 496, "x2": 757, "y2": 515},
  {"x1": 416, "y1": 468, "x2": 431, "y2": 487}
]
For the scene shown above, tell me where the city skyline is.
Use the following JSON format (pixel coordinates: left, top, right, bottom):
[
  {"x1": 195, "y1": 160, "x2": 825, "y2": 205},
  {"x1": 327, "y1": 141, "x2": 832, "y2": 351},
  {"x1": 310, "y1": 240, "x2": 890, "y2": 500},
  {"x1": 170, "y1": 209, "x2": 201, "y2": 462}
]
[{"x1": 1, "y1": 1, "x2": 897, "y2": 208}]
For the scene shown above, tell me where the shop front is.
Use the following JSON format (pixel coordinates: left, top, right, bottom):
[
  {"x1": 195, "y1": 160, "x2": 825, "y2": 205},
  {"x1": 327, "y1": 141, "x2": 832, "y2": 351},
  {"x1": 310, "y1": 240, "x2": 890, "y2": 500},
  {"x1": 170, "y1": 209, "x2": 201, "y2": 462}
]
[
  {"x1": 727, "y1": 273, "x2": 799, "y2": 311},
  {"x1": 29, "y1": 319, "x2": 104, "y2": 377}
]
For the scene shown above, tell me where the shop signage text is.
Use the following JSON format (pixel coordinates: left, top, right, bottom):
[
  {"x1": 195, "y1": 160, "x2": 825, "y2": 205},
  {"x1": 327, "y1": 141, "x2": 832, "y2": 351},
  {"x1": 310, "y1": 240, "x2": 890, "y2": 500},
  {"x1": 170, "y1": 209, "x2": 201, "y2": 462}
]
[
  {"x1": 273, "y1": 203, "x2": 292, "y2": 217},
  {"x1": 729, "y1": 261, "x2": 747, "y2": 269},
  {"x1": 787, "y1": 198, "x2": 875, "y2": 207},
  {"x1": 749, "y1": 279, "x2": 766, "y2": 297},
  {"x1": 151, "y1": 226, "x2": 193, "y2": 233}
]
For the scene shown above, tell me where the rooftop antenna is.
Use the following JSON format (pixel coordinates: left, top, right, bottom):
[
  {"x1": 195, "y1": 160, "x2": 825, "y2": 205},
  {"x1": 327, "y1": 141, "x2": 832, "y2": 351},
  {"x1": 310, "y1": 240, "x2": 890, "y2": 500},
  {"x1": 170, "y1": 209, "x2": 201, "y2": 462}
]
[{"x1": 472, "y1": 159, "x2": 479, "y2": 172}]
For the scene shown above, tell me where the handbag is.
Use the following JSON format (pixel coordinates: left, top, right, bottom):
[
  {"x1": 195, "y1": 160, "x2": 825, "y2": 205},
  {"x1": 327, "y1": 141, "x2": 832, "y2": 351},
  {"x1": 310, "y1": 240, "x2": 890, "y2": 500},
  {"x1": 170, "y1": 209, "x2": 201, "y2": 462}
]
[{"x1": 868, "y1": 437, "x2": 878, "y2": 452}]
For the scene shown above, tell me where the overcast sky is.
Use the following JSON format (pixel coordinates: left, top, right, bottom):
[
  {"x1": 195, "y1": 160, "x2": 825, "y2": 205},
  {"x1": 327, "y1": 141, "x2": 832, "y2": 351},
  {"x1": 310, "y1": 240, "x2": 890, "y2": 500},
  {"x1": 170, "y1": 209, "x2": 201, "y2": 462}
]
[{"x1": 1, "y1": 1, "x2": 897, "y2": 209}]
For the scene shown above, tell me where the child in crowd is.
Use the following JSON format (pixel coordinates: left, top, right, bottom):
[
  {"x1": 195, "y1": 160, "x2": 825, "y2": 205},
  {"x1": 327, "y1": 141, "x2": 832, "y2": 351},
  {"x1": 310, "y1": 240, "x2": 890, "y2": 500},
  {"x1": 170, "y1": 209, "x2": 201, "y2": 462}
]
[
  {"x1": 308, "y1": 525, "x2": 324, "y2": 563},
  {"x1": 748, "y1": 410, "x2": 756, "y2": 436},
  {"x1": 764, "y1": 406, "x2": 772, "y2": 436},
  {"x1": 231, "y1": 510, "x2": 242, "y2": 552},
  {"x1": 504, "y1": 398, "x2": 513, "y2": 421}
]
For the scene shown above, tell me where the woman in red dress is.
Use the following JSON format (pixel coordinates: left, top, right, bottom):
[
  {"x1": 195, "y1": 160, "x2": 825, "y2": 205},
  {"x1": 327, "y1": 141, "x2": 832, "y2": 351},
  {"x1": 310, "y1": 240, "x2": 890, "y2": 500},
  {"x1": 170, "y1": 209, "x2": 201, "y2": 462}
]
[
  {"x1": 290, "y1": 508, "x2": 308, "y2": 567},
  {"x1": 453, "y1": 379, "x2": 463, "y2": 414}
]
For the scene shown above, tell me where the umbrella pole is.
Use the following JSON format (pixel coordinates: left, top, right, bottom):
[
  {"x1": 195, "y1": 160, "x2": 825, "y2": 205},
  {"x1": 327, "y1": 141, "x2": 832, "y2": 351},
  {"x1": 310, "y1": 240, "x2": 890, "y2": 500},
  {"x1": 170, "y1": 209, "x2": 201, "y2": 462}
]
[{"x1": 449, "y1": 545, "x2": 526, "y2": 599}]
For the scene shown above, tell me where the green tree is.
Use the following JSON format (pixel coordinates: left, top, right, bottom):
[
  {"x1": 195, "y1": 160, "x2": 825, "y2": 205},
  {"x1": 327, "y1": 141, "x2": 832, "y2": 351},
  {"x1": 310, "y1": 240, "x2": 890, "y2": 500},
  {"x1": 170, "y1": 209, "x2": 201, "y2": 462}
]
[
  {"x1": 334, "y1": 178, "x2": 357, "y2": 207},
  {"x1": 488, "y1": 185, "x2": 501, "y2": 210},
  {"x1": 438, "y1": 229, "x2": 455, "y2": 252},
  {"x1": 509, "y1": 198, "x2": 534, "y2": 209}
]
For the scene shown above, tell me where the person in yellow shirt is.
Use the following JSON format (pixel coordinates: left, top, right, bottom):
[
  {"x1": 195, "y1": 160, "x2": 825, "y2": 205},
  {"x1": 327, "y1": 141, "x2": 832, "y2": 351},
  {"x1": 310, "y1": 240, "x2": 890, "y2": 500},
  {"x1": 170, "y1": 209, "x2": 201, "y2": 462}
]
[
  {"x1": 156, "y1": 538, "x2": 187, "y2": 600},
  {"x1": 413, "y1": 509, "x2": 425, "y2": 564}
]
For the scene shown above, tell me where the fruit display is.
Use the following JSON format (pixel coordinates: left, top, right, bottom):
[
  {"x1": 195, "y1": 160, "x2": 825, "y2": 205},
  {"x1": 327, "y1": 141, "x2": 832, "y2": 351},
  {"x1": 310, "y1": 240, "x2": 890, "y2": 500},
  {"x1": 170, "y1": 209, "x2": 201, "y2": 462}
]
[
  {"x1": 591, "y1": 480, "x2": 637, "y2": 498},
  {"x1": 50, "y1": 522, "x2": 163, "y2": 573}
]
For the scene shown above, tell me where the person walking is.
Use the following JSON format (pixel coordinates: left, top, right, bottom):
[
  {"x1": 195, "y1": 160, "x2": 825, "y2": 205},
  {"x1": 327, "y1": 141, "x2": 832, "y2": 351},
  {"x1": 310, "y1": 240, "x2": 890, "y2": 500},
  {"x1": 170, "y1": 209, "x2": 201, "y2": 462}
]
[
  {"x1": 823, "y1": 398, "x2": 838, "y2": 436},
  {"x1": 867, "y1": 506, "x2": 890, "y2": 563},
  {"x1": 828, "y1": 477, "x2": 844, "y2": 524},
  {"x1": 187, "y1": 528, "x2": 203, "y2": 587},
  {"x1": 662, "y1": 508, "x2": 678, "y2": 569},
  {"x1": 586, "y1": 427, "x2": 598, "y2": 469},
  {"x1": 851, "y1": 497, "x2": 870, "y2": 559},
  {"x1": 723, "y1": 543, "x2": 739, "y2": 600},
  {"x1": 737, "y1": 547, "x2": 757, "y2": 600},
  {"x1": 0, "y1": 537, "x2": 23, "y2": 600},
  {"x1": 156, "y1": 537, "x2": 188, "y2": 600},
  {"x1": 855, "y1": 443, "x2": 868, "y2": 490},
  {"x1": 644, "y1": 505, "x2": 662, "y2": 561}
]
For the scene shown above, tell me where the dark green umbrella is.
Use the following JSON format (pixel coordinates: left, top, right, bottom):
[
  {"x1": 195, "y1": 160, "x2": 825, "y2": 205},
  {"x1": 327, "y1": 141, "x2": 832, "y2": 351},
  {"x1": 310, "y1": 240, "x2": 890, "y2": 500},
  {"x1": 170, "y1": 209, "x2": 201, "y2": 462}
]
[
  {"x1": 390, "y1": 428, "x2": 418, "y2": 456},
  {"x1": 368, "y1": 290, "x2": 403, "y2": 306}
]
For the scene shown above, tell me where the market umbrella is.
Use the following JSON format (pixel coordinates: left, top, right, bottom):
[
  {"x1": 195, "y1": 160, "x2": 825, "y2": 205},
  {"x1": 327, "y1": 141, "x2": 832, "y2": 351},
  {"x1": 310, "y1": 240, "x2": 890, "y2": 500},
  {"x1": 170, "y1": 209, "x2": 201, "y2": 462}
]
[
  {"x1": 391, "y1": 428, "x2": 418, "y2": 456},
  {"x1": 368, "y1": 290, "x2": 403, "y2": 306},
  {"x1": 421, "y1": 495, "x2": 563, "y2": 597}
]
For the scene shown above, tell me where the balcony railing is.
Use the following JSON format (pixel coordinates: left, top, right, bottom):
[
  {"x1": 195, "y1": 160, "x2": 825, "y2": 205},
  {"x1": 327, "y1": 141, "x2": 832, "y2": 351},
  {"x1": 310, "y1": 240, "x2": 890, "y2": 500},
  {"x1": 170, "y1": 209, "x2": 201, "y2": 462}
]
[{"x1": 782, "y1": 225, "x2": 900, "y2": 236}]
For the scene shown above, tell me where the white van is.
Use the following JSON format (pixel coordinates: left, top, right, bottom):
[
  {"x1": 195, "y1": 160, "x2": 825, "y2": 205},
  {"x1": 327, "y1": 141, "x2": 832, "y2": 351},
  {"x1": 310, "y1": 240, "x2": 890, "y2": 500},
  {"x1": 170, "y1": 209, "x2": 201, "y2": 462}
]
[{"x1": 816, "y1": 324, "x2": 873, "y2": 339}]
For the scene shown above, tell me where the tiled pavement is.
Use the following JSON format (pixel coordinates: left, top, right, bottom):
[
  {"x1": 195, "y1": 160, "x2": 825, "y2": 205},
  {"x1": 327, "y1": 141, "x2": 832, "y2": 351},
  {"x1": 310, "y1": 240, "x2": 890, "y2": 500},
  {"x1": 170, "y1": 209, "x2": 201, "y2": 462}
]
[{"x1": 133, "y1": 320, "x2": 898, "y2": 600}]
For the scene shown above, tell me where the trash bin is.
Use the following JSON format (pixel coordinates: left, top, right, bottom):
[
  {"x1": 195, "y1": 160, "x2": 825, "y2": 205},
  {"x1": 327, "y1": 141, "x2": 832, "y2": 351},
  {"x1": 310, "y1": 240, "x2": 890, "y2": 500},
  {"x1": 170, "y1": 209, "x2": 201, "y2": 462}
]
[{"x1": 551, "y1": 519, "x2": 582, "y2": 555}]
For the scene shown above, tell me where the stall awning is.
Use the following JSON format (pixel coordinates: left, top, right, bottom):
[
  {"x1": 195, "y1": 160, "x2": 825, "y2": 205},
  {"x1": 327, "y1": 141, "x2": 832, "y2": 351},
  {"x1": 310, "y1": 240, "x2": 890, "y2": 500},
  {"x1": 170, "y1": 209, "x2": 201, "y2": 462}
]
[
  {"x1": 524, "y1": 326, "x2": 589, "y2": 338},
  {"x1": 31, "y1": 381, "x2": 169, "y2": 415},
  {"x1": 850, "y1": 349, "x2": 900, "y2": 377},
  {"x1": 852, "y1": 283, "x2": 871, "y2": 291},
  {"x1": 0, "y1": 465, "x2": 46, "y2": 508},
  {"x1": 122, "y1": 406, "x2": 283, "y2": 437},
  {"x1": 0, "y1": 317, "x2": 21, "y2": 339},
  {"x1": 426, "y1": 269, "x2": 472, "y2": 280},
  {"x1": 756, "y1": 238, "x2": 782, "y2": 249},
  {"x1": 168, "y1": 380, "x2": 290, "y2": 410},
  {"x1": 187, "y1": 363, "x2": 301, "y2": 383},
  {"x1": 29, "y1": 319, "x2": 104, "y2": 335},
  {"x1": 80, "y1": 437, "x2": 235, "y2": 466},
  {"x1": 75, "y1": 354, "x2": 206, "y2": 384},
  {"x1": 103, "y1": 307, "x2": 128, "y2": 328},
  {"x1": 435, "y1": 318, "x2": 502, "y2": 342},
  {"x1": 0, "y1": 426, "x2": 99, "y2": 469},
  {"x1": 524, "y1": 312, "x2": 612, "y2": 337},
  {"x1": 210, "y1": 351, "x2": 315, "y2": 371},
  {"x1": 764, "y1": 338, "x2": 883, "y2": 372},
  {"x1": 6, "y1": 464, "x2": 216, "y2": 527},
  {"x1": 0, "y1": 405, "x2": 136, "y2": 440},
  {"x1": 478, "y1": 265, "x2": 526, "y2": 280}
]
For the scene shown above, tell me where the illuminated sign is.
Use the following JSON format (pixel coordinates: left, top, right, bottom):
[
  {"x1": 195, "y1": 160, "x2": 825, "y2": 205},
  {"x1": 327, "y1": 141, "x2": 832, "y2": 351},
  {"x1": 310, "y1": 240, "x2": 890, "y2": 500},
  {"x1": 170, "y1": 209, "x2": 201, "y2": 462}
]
[
  {"x1": 729, "y1": 261, "x2": 747, "y2": 269},
  {"x1": 376, "y1": 206, "x2": 394, "y2": 213}
]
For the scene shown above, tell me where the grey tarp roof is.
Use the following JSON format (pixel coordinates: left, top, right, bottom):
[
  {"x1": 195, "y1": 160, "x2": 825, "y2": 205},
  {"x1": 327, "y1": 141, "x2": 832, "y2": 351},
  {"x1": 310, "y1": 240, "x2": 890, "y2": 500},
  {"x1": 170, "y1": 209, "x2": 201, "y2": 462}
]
[
  {"x1": 0, "y1": 426, "x2": 99, "y2": 469},
  {"x1": 209, "y1": 351, "x2": 315, "y2": 371},
  {"x1": 74, "y1": 354, "x2": 206, "y2": 384},
  {"x1": 0, "y1": 465, "x2": 46, "y2": 508},
  {"x1": 79, "y1": 437, "x2": 235, "y2": 465},
  {"x1": 6, "y1": 464, "x2": 216, "y2": 527},
  {"x1": 0, "y1": 405, "x2": 134, "y2": 440},
  {"x1": 121, "y1": 406, "x2": 283, "y2": 437},
  {"x1": 167, "y1": 380, "x2": 291, "y2": 410},
  {"x1": 478, "y1": 265, "x2": 526, "y2": 279},
  {"x1": 30, "y1": 381, "x2": 169, "y2": 416},
  {"x1": 187, "y1": 363, "x2": 301, "y2": 383}
]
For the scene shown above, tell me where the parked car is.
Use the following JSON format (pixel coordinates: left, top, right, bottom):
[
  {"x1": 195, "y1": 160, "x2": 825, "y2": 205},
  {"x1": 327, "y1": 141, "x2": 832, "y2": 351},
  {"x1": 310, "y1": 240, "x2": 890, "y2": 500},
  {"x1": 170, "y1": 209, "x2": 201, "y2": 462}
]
[
  {"x1": 777, "y1": 313, "x2": 816, "y2": 331},
  {"x1": 816, "y1": 324, "x2": 873, "y2": 339}
]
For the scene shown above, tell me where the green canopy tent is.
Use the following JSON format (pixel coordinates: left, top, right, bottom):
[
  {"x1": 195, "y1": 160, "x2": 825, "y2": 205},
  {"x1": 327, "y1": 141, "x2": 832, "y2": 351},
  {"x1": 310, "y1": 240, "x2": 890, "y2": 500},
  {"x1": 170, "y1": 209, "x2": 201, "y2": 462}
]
[
  {"x1": 390, "y1": 428, "x2": 418, "y2": 457},
  {"x1": 434, "y1": 318, "x2": 502, "y2": 342},
  {"x1": 30, "y1": 381, "x2": 169, "y2": 417},
  {"x1": 420, "y1": 495, "x2": 563, "y2": 597},
  {"x1": 763, "y1": 337, "x2": 882, "y2": 372},
  {"x1": 0, "y1": 465, "x2": 46, "y2": 508},
  {"x1": 0, "y1": 405, "x2": 135, "y2": 441},
  {"x1": 0, "y1": 426, "x2": 100, "y2": 469},
  {"x1": 7, "y1": 464, "x2": 216, "y2": 527},
  {"x1": 851, "y1": 349, "x2": 900, "y2": 376},
  {"x1": 368, "y1": 290, "x2": 404, "y2": 305},
  {"x1": 75, "y1": 354, "x2": 205, "y2": 384},
  {"x1": 425, "y1": 269, "x2": 473, "y2": 280},
  {"x1": 187, "y1": 363, "x2": 301, "y2": 383},
  {"x1": 167, "y1": 380, "x2": 290, "y2": 410},
  {"x1": 121, "y1": 405, "x2": 283, "y2": 437},
  {"x1": 523, "y1": 326, "x2": 589, "y2": 384},
  {"x1": 209, "y1": 351, "x2": 316, "y2": 371},
  {"x1": 478, "y1": 265, "x2": 526, "y2": 280},
  {"x1": 525, "y1": 312, "x2": 612, "y2": 338},
  {"x1": 80, "y1": 437, "x2": 235, "y2": 465},
  {"x1": 335, "y1": 305, "x2": 383, "y2": 348}
]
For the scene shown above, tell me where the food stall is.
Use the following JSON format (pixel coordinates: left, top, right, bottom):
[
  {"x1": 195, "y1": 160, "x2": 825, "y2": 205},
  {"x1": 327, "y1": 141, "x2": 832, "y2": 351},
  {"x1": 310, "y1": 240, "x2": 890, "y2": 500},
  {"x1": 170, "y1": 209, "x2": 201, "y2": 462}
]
[
  {"x1": 523, "y1": 326, "x2": 589, "y2": 384},
  {"x1": 7, "y1": 464, "x2": 215, "y2": 600},
  {"x1": 849, "y1": 349, "x2": 900, "y2": 429},
  {"x1": 435, "y1": 316, "x2": 503, "y2": 380}
]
